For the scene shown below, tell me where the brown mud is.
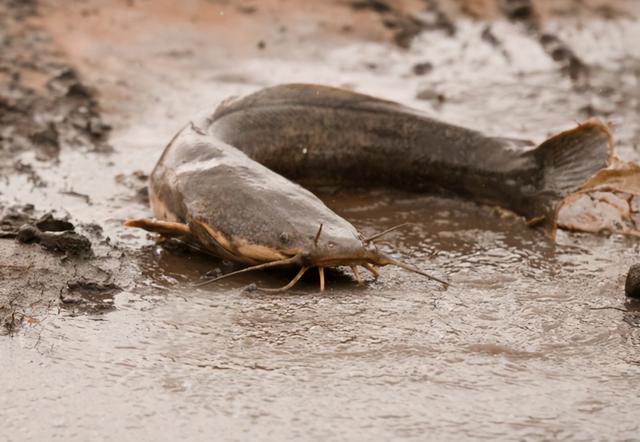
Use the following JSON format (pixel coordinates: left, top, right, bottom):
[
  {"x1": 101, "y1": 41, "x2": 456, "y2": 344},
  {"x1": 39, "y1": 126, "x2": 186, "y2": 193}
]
[{"x1": 1, "y1": 0, "x2": 640, "y2": 440}]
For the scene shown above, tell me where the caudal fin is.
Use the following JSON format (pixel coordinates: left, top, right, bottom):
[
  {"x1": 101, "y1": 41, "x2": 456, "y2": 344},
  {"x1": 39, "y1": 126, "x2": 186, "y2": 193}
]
[{"x1": 530, "y1": 119, "x2": 613, "y2": 227}]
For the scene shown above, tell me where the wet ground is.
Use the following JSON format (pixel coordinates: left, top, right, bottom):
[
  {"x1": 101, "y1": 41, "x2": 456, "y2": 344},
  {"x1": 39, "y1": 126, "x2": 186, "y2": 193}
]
[{"x1": 1, "y1": 0, "x2": 640, "y2": 440}]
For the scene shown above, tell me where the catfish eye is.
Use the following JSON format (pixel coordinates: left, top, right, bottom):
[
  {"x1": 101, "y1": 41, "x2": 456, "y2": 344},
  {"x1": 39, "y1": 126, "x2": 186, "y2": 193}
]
[
  {"x1": 327, "y1": 241, "x2": 335, "y2": 249},
  {"x1": 279, "y1": 232, "x2": 290, "y2": 244}
]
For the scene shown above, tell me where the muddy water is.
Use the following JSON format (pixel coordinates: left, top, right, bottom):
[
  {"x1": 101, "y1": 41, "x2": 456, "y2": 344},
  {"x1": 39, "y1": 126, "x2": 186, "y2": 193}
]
[
  {"x1": 2, "y1": 1, "x2": 640, "y2": 440},
  {"x1": 4, "y1": 194, "x2": 640, "y2": 441}
]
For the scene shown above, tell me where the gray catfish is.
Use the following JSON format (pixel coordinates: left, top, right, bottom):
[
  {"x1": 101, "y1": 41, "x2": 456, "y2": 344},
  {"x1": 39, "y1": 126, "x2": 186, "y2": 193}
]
[
  {"x1": 126, "y1": 84, "x2": 612, "y2": 290},
  {"x1": 125, "y1": 121, "x2": 446, "y2": 291}
]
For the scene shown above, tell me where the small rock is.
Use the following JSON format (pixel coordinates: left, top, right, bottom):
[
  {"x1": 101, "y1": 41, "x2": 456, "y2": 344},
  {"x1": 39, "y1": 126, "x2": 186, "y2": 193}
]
[
  {"x1": 16, "y1": 221, "x2": 92, "y2": 256},
  {"x1": 351, "y1": 0, "x2": 391, "y2": 13},
  {"x1": 39, "y1": 230, "x2": 92, "y2": 256},
  {"x1": 35, "y1": 212, "x2": 74, "y2": 232},
  {"x1": 412, "y1": 62, "x2": 433, "y2": 76},
  {"x1": 29, "y1": 122, "x2": 60, "y2": 160},
  {"x1": 0, "y1": 204, "x2": 35, "y2": 235},
  {"x1": 16, "y1": 224, "x2": 40, "y2": 243},
  {"x1": 625, "y1": 264, "x2": 640, "y2": 299}
]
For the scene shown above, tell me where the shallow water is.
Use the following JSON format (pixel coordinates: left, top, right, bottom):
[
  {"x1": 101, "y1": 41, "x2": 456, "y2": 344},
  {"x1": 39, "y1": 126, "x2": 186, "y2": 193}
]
[{"x1": 2, "y1": 1, "x2": 640, "y2": 440}]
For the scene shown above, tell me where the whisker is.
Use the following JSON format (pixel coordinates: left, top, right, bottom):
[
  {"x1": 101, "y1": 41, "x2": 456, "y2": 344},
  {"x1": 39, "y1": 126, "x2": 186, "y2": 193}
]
[
  {"x1": 314, "y1": 223, "x2": 324, "y2": 247},
  {"x1": 378, "y1": 254, "x2": 449, "y2": 287},
  {"x1": 259, "y1": 266, "x2": 310, "y2": 292},
  {"x1": 363, "y1": 263, "x2": 380, "y2": 279},
  {"x1": 193, "y1": 255, "x2": 299, "y2": 287},
  {"x1": 350, "y1": 265, "x2": 362, "y2": 285},
  {"x1": 319, "y1": 267, "x2": 325, "y2": 291},
  {"x1": 364, "y1": 222, "x2": 411, "y2": 243}
]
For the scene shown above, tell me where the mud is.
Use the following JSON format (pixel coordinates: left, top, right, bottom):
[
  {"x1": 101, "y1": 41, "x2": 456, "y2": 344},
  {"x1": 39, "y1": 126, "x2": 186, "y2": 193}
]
[
  {"x1": 352, "y1": 0, "x2": 456, "y2": 48},
  {"x1": 1, "y1": 0, "x2": 640, "y2": 440},
  {"x1": 0, "y1": 203, "x2": 133, "y2": 335},
  {"x1": 625, "y1": 264, "x2": 640, "y2": 299},
  {"x1": 0, "y1": 2, "x2": 111, "y2": 178},
  {"x1": 16, "y1": 220, "x2": 92, "y2": 257}
]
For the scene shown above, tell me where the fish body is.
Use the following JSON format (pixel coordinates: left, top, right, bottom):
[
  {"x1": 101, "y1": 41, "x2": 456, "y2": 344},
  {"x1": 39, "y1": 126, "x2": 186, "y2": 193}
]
[
  {"x1": 127, "y1": 120, "x2": 427, "y2": 290},
  {"x1": 127, "y1": 84, "x2": 614, "y2": 289},
  {"x1": 207, "y1": 84, "x2": 611, "y2": 223},
  {"x1": 146, "y1": 123, "x2": 376, "y2": 266}
]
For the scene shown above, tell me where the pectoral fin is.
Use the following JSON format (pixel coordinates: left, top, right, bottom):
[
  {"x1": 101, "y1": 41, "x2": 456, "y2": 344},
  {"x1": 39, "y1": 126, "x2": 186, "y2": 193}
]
[{"x1": 124, "y1": 218, "x2": 191, "y2": 237}]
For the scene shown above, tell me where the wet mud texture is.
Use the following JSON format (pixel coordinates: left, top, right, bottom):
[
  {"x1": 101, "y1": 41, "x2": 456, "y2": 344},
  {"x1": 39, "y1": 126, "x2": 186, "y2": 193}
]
[
  {"x1": 0, "y1": 5, "x2": 111, "y2": 174},
  {"x1": 0, "y1": 204, "x2": 131, "y2": 334},
  {"x1": 0, "y1": 1, "x2": 131, "y2": 333},
  {"x1": 1, "y1": 0, "x2": 640, "y2": 441}
]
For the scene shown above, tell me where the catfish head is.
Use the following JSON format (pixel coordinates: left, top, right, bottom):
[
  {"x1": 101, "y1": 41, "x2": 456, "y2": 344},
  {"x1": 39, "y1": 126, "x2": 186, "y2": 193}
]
[{"x1": 195, "y1": 217, "x2": 449, "y2": 292}]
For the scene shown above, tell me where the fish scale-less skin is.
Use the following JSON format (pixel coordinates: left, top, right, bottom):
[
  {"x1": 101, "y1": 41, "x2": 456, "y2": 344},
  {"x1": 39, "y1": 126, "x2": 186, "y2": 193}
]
[
  {"x1": 143, "y1": 83, "x2": 612, "y2": 267},
  {"x1": 149, "y1": 123, "x2": 368, "y2": 264},
  {"x1": 208, "y1": 84, "x2": 610, "y2": 221}
]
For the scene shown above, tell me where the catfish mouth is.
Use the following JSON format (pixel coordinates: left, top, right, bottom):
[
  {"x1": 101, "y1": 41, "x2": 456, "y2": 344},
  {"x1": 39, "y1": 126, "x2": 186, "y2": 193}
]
[
  {"x1": 194, "y1": 244, "x2": 448, "y2": 292},
  {"x1": 303, "y1": 247, "x2": 383, "y2": 269},
  {"x1": 126, "y1": 217, "x2": 449, "y2": 291}
]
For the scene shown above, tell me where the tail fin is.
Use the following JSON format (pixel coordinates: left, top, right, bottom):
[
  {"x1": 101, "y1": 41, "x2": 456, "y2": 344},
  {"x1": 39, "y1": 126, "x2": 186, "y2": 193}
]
[{"x1": 530, "y1": 119, "x2": 613, "y2": 230}]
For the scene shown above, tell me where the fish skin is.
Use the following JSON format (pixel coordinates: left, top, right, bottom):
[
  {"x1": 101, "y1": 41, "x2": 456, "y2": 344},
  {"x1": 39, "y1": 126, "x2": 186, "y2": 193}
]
[
  {"x1": 148, "y1": 122, "x2": 374, "y2": 265},
  {"x1": 207, "y1": 84, "x2": 611, "y2": 223},
  {"x1": 139, "y1": 83, "x2": 614, "y2": 271}
]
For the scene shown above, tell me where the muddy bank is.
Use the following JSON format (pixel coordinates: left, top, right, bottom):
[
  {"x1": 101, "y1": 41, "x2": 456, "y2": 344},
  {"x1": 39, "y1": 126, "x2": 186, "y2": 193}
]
[{"x1": 0, "y1": 1, "x2": 132, "y2": 334}]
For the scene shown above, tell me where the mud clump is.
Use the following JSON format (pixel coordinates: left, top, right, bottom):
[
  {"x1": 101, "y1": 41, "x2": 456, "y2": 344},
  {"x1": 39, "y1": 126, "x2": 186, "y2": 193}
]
[
  {"x1": 412, "y1": 61, "x2": 433, "y2": 76},
  {"x1": 0, "y1": 204, "x2": 36, "y2": 237},
  {"x1": 17, "y1": 224, "x2": 92, "y2": 257},
  {"x1": 0, "y1": 204, "x2": 133, "y2": 334},
  {"x1": 1, "y1": 205, "x2": 92, "y2": 256},
  {"x1": 34, "y1": 212, "x2": 75, "y2": 232},
  {"x1": 501, "y1": 0, "x2": 536, "y2": 23}
]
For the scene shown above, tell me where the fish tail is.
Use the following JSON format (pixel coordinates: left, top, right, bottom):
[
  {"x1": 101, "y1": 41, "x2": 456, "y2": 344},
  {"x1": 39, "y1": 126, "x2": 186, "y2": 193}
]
[{"x1": 530, "y1": 119, "x2": 613, "y2": 231}]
